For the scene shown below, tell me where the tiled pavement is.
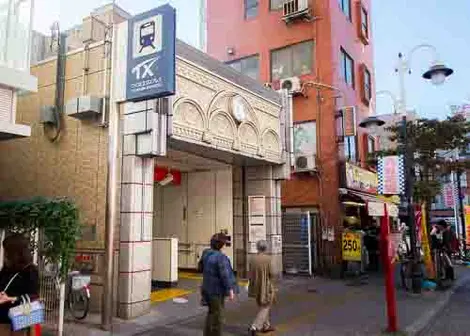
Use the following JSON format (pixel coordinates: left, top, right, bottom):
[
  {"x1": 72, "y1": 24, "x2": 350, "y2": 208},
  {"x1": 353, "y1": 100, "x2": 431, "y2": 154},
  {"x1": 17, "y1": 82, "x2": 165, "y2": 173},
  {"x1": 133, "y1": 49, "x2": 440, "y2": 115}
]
[{"x1": 58, "y1": 267, "x2": 470, "y2": 336}]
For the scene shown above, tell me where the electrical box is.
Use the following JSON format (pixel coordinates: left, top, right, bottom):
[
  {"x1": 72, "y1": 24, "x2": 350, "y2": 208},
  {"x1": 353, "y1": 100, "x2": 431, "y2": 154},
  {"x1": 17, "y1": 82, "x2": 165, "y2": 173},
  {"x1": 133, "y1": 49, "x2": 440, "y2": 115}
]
[
  {"x1": 65, "y1": 96, "x2": 102, "y2": 120},
  {"x1": 152, "y1": 237, "x2": 178, "y2": 288},
  {"x1": 40, "y1": 106, "x2": 57, "y2": 125}
]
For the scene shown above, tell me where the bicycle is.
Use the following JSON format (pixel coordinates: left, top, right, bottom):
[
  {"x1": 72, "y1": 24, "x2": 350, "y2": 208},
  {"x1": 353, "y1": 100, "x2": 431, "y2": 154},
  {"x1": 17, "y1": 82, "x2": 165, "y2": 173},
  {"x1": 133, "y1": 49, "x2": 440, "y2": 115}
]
[{"x1": 42, "y1": 261, "x2": 91, "y2": 320}]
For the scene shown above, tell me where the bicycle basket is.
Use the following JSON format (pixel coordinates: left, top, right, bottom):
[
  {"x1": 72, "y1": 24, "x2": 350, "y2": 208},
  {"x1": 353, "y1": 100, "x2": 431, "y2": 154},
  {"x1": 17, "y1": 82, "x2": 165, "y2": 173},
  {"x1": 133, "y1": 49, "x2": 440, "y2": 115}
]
[{"x1": 71, "y1": 275, "x2": 91, "y2": 290}]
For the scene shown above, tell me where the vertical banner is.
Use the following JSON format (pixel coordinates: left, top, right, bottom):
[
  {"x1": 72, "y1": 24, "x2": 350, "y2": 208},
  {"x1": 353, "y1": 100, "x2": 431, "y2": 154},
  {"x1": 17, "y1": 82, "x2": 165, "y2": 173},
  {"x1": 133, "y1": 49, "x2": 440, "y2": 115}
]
[
  {"x1": 420, "y1": 203, "x2": 435, "y2": 279},
  {"x1": 443, "y1": 183, "x2": 456, "y2": 208},
  {"x1": 377, "y1": 156, "x2": 405, "y2": 195},
  {"x1": 465, "y1": 206, "x2": 470, "y2": 246}
]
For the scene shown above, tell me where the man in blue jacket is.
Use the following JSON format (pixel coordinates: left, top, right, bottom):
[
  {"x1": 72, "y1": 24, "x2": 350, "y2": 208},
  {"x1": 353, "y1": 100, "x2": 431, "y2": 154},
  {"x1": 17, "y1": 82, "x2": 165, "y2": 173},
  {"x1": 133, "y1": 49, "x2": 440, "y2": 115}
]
[{"x1": 200, "y1": 233, "x2": 237, "y2": 336}]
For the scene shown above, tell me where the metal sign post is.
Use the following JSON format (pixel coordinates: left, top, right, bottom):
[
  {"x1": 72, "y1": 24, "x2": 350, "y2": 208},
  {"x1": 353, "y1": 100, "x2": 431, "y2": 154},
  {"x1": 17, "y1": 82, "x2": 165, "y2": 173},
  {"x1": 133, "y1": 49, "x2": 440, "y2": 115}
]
[{"x1": 380, "y1": 203, "x2": 398, "y2": 333}]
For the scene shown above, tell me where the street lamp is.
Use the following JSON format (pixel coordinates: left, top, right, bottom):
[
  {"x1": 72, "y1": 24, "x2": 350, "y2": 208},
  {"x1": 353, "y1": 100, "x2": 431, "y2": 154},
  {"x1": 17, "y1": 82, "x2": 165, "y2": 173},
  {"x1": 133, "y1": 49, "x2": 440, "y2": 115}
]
[{"x1": 395, "y1": 46, "x2": 454, "y2": 294}]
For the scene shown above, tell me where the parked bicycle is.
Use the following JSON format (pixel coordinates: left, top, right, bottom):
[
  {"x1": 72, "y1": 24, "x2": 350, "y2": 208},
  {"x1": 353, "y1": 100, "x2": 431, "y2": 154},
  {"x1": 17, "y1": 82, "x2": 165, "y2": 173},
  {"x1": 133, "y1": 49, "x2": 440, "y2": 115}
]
[{"x1": 42, "y1": 260, "x2": 91, "y2": 320}]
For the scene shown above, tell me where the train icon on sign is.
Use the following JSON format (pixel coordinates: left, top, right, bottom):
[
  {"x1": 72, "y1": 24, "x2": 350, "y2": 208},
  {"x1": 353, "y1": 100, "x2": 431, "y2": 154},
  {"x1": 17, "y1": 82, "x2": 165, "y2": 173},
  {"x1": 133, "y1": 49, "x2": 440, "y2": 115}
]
[
  {"x1": 139, "y1": 21, "x2": 156, "y2": 53},
  {"x1": 132, "y1": 15, "x2": 162, "y2": 59}
]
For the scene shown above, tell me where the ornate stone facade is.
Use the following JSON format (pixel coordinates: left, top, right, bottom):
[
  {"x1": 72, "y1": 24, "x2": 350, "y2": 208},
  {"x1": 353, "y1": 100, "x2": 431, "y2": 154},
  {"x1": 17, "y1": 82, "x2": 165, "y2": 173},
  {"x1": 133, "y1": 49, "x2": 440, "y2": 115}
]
[{"x1": 172, "y1": 57, "x2": 284, "y2": 163}]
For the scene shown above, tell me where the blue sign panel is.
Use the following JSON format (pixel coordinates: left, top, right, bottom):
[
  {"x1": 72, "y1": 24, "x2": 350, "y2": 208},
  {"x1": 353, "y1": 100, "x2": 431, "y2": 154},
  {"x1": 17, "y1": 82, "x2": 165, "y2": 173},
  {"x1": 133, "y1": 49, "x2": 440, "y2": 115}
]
[{"x1": 126, "y1": 4, "x2": 176, "y2": 102}]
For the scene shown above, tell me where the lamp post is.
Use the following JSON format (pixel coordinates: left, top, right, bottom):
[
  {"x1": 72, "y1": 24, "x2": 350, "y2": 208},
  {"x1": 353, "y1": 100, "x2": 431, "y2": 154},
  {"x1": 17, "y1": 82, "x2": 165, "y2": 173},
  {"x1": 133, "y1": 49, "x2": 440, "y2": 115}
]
[
  {"x1": 362, "y1": 45, "x2": 454, "y2": 294},
  {"x1": 395, "y1": 46, "x2": 454, "y2": 293}
]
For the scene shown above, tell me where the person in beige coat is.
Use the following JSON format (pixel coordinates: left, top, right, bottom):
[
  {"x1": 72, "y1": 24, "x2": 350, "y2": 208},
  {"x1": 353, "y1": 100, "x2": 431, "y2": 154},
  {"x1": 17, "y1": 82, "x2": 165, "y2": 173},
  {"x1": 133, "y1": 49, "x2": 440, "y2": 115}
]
[{"x1": 248, "y1": 240, "x2": 276, "y2": 335}]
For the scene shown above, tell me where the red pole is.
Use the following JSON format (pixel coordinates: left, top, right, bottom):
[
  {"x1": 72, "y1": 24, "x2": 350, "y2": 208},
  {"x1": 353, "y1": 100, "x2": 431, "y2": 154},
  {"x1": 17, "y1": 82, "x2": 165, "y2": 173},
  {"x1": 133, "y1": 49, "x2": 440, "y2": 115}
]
[{"x1": 381, "y1": 203, "x2": 398, "y2": 332}]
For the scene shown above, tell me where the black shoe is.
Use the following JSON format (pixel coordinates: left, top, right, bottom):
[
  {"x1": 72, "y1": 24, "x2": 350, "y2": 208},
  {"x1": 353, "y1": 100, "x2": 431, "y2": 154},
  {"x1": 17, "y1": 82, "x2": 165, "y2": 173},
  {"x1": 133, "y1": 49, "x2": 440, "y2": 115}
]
[{"x1": 248, "y1": 326, "x2": 257, "y2": 336}]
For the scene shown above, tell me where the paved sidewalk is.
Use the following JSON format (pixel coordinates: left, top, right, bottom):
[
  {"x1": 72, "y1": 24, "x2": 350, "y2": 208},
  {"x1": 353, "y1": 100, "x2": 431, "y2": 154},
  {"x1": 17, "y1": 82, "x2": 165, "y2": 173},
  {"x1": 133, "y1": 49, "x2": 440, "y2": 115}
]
[{"x1": 58, "y1": 266, "x2": 470, "y2": 336}]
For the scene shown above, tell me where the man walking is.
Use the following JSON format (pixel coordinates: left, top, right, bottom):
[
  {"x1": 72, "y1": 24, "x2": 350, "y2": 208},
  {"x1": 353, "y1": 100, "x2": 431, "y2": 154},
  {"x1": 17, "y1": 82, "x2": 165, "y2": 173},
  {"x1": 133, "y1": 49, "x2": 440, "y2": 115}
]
[
  {"x1": 200, "y1": 233, "x2": 236, "y2": 336},
  {"x1": 248, "y1": 240, "x2": 276, "y2": 335}
]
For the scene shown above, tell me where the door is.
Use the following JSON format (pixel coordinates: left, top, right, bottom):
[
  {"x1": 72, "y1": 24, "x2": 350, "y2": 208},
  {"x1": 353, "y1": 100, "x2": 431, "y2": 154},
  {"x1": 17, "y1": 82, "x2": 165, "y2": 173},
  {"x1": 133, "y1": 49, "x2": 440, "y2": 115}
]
[
  {"x1": 187, "y1": 171, "x2": 216, "y2": 268},
  {"x1": 282, "y1": 211, "x2": 313, "y2": 276},
  {"x1": 160, "y1": 175, "x2": 188, "y2": 268}
]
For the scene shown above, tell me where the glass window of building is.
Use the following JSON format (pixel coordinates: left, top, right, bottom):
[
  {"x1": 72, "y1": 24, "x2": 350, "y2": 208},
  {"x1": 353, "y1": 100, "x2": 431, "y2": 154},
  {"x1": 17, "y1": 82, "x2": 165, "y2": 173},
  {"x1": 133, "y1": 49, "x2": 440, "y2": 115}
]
[
  {"x1": 227, "y1": 55, "x2": 260, "y2": 80},
  {"x1": 367, "y1": 135, "x2": 375, "y2": 154},
  {"x1": 338, "y1": 0, "x2": 351, "y2": 20},
  {"x1": 271, "y1": 40, "x2": 314, "y2": 81},
  {"x1": 341, "y1": 48, "x2": 355, "y2": 88},
  {"x1": 361, "y1": 6, "x2": 369, "y2": 39},
  {"x1": 363, "y1": 66, "x2": 372, "y2": 101},
  {"x1": 270, "y1": 0, "x2": 284, "y2": 10},
  {"x1": 245, "y1": 0, "x2": 258, "y2": 19},
  {"x1": 344, "y1": 135, "x2": 357, "y2": 162}
]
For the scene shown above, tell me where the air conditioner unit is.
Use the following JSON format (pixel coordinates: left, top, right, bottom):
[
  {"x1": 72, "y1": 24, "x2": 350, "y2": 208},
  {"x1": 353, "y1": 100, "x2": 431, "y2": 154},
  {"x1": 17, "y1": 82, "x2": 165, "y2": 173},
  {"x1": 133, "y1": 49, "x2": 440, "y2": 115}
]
[
  {"x1": 282, "y1": 0, "x2": 312, "y2": 23},
  {"x1": 65, "y1": 96, "x2": 103, "y2": 120},
  {"x1": 280, "y1": 77, "x2": 302, "y2": 94},
  {"x1": 293, "y1": 154, "x2": 316, "y2": 172}
]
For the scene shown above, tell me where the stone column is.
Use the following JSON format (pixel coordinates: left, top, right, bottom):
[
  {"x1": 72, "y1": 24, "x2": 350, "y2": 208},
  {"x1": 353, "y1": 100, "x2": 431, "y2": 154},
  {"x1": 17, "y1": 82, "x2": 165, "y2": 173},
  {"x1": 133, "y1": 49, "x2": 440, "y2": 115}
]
[
  {"x1": 118, "y1": 103, "x2": 155, "y2": 319},
  {"x1": 244, "y1": 165, "x2": 283, "y2": 275}
]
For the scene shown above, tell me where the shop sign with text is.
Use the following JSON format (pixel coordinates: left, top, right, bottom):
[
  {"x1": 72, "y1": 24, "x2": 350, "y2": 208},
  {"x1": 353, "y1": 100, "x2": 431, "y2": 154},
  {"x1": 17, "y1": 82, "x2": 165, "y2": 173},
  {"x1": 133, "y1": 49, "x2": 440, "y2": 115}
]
[{"x1": 345, "y1": 162, "x2": 378, "y2": 194}]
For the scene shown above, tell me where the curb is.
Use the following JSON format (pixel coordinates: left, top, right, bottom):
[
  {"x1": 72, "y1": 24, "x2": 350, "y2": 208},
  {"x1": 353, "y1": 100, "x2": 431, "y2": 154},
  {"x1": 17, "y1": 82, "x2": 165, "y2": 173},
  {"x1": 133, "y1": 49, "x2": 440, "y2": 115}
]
[{"x1": 404, "y1": 274, "x2": 470, "y2": 336}]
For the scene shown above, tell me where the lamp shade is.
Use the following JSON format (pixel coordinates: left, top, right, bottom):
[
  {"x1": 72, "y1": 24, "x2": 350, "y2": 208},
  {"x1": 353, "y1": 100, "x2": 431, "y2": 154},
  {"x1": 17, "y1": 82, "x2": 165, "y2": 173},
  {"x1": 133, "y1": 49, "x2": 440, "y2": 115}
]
[{"x1": 422, "y1": 64, "x2": 454, "y2": 85}]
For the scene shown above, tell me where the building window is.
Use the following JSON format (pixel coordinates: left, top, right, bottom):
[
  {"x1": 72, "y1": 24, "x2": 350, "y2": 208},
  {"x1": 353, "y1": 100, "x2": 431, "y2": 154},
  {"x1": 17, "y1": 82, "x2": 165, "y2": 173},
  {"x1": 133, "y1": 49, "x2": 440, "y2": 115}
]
[
  {"x1": 367, "y1": 136, "x2": 375, "y2": 154},
  {"x1": 344, "y1": 136, "x2": 357, "y2": 162},
  {"x1": 338, "y1": 0, "x2": 351, "y2": 20},
  {"x1": 245, "y1": 0, "x2": 259, "y2": 19},
  {"x1": 271, "y1": 40, "x2": 314, "y2": 81},
  {"x1": 361, "y1": 6, "x2": 369, "y2": 39},
  {"x1": 227, "y1": 55, "x2": 260, "y2": 80},
  {"x1": 340, "y1": 48, "x2": 355, "y2": 88},
  {"x1": 270, "y1": 0, "x2": 284, "y2": 10},
  {"x1": 361, "y1": 64, "x2": 372, "y2": 104}
]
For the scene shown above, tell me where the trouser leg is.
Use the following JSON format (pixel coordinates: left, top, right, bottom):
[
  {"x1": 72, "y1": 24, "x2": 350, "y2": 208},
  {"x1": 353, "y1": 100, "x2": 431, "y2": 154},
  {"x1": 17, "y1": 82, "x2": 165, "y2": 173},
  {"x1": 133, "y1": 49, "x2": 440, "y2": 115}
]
[
  {"x1": 252, "y1": 305, "x2": 271, "y2": 330},
  {"x1": 204, "y1": 296, "x2": 224, "y2": 336}
]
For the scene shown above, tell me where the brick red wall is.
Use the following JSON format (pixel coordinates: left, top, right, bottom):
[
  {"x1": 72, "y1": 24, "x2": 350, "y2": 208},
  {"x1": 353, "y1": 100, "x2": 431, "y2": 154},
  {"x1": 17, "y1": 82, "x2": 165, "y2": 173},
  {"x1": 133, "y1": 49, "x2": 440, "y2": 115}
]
[{"x1": 207, "y1": 0, "x2": 375, "y2": 261}]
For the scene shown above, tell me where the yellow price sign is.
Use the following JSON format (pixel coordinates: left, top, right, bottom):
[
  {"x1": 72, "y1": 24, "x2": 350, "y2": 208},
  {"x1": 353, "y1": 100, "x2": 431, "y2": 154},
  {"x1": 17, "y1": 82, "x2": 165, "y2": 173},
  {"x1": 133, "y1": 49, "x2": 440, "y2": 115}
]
[{"x1": 342, "y1": 231, "x2": 362, "y2": 261}]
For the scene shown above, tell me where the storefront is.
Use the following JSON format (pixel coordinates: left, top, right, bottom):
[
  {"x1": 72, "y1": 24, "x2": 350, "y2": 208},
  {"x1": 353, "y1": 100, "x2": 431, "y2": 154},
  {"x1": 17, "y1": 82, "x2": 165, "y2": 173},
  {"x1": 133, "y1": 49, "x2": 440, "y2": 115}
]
[
  {"x1": 111, "y1": 6, "x2": 291, "y2": 319},
  {"x1": 339, "y1": 162, "x2": 399, "y2": 272}
]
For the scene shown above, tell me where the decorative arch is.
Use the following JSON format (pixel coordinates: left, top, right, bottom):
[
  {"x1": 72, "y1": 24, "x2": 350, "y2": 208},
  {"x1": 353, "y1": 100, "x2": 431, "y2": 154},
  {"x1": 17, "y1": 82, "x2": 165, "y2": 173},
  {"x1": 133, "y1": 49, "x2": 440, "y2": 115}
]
[
  {"x1": 261, "y1": 128, "x2": 282, "y2": 154},
  {"x1": 173, "y1": 97, "x2": 208, "y2": 130},
  {"x1": 208, "y1": 109, "x2": 238, "y2": 140},
  {"x1": 238, "y1": 121, "x2": 260, "y2": 147},
  {"x1": 207, "y1": 90, "x2": 260, "y2": 129}
]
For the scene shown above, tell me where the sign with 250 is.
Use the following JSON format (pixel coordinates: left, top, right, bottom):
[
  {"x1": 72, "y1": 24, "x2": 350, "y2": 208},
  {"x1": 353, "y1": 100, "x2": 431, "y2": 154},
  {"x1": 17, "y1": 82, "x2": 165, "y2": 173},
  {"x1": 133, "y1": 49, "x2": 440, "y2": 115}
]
[{"x1": 342, "y1": 231, "x2": 362, "y2": 261}]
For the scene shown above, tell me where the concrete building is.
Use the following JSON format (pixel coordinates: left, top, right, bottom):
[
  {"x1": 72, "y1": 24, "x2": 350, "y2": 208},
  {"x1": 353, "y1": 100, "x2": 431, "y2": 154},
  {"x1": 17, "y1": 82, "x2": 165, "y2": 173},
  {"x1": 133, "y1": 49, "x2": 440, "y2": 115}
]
[
  {"x1": 0, "y1": 3, "x2": 291, "y2": 319},
  {"x1": 0, "y1": 0, "x2": 37, "y2": 140},
  {"x1": 206, "y1": 0, "x2": 378, "y2": 273}
]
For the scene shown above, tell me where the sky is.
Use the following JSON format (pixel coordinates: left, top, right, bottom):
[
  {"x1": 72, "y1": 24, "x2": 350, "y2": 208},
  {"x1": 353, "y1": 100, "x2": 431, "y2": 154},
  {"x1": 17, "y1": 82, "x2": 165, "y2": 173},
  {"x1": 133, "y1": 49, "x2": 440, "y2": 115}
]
[{"x1": 35, "y1": 0, "x2": 469, "y2": 120}]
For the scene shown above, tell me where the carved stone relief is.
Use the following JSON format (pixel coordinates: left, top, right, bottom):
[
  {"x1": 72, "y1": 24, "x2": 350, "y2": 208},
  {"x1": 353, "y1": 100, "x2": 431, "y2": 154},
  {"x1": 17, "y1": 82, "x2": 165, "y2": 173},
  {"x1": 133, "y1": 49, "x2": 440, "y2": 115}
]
[{"x1": 171, "y1": 57, "x2": 284, "y2": 163}]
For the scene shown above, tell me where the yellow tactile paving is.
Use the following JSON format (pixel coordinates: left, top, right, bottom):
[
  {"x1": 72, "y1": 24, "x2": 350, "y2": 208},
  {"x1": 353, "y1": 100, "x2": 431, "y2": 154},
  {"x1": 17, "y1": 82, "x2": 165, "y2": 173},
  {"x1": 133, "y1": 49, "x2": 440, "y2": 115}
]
[
  {"x1": 179, "y1": 271, "x2": 249, "y2": 287},
  {"x1": 150, "y1": 288, "x2": 193, "y2": 303}
]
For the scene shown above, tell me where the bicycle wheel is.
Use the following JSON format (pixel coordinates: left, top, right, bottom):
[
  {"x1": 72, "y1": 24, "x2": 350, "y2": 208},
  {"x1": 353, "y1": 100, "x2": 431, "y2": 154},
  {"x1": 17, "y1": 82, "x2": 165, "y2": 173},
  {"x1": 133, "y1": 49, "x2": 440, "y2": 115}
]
[{"x1": 68, "y1": 287, "x2": 90, "y2": 320}]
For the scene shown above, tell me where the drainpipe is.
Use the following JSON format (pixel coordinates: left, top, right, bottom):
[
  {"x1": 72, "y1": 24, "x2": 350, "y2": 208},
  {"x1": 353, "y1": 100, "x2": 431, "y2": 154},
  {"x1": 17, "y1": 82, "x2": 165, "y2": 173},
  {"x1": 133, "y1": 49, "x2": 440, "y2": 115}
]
[
  {"x1": 81, "y1": 43, "x2": 90, "y2": 96},
  {"x1": 102, "y1": 24, "x2": 119, "y2": 331}
]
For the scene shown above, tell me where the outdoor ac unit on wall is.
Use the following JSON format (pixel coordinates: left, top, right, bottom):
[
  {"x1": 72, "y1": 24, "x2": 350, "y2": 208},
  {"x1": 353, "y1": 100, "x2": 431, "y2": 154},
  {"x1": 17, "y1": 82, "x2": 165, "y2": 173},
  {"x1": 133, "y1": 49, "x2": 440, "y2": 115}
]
[
  {"x1": 282, "y1": 0, "x2": 312, "y2": 23},
  {"x1": 280, "y1": 77, "x2": 302, "y2": 95},
  {"x1": 293, "y1": 154, "x2": 316, "y2": 172},
  {"x1": 65, "y1": 96, "x2": 103, "y2": 120}
]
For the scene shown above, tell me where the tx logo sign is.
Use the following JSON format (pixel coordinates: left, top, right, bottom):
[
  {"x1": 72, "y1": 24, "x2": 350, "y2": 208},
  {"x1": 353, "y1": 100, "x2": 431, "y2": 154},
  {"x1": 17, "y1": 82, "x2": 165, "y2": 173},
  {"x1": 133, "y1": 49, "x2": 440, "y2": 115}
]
[{"x1": 131, "y1": 57, "x2": 159, "y2": 80}]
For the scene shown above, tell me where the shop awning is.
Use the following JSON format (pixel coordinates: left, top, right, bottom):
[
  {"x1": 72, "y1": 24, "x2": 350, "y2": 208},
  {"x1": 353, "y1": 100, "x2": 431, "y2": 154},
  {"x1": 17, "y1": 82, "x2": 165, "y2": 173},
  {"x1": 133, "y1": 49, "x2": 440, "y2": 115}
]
[{"x1": 341, "y1": 189, "x2": 399, "y2": 217}]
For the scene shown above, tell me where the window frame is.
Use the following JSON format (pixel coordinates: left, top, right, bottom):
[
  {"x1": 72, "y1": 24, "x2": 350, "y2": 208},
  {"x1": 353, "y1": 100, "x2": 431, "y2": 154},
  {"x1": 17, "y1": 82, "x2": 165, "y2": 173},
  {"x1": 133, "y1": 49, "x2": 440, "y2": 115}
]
[
  {"x1": 269, "y1": 0, "x2": 284, "y2": 11},
  {"x1": 244, "y1": 0, "x2": 259, "y2": 19},
  {"x1": 270, "y1": 40, "x2": 315, "y2": 82},
  {"x1": 361, "y1": 6, "x2": 369, "y2": 39},
  {"x1": 360, "y1": 64, "x2": 372, "y2": 104},
  {"x1": 344, "y1": 135, "x2": 358, "y2": 163},
  {"x1": 338, "y1": 0, "x2": 352, "y2": 21},
  {"x1": 340, "y1": 48, "x2": 355, "y2": 89},
  {"x1": 226, "y1": 54, "x2": 260, "y2": 80}
]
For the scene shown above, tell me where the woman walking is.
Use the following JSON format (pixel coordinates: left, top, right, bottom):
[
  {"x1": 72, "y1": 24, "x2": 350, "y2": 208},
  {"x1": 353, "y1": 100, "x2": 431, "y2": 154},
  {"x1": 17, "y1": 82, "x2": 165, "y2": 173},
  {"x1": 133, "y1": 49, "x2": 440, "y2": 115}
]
[
  {"x1": 200, "y1": 233, "x2": 236, "y2": 336},
  {"x1": 248, "y1": 240, "x2": 276, "y2": 335}
]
